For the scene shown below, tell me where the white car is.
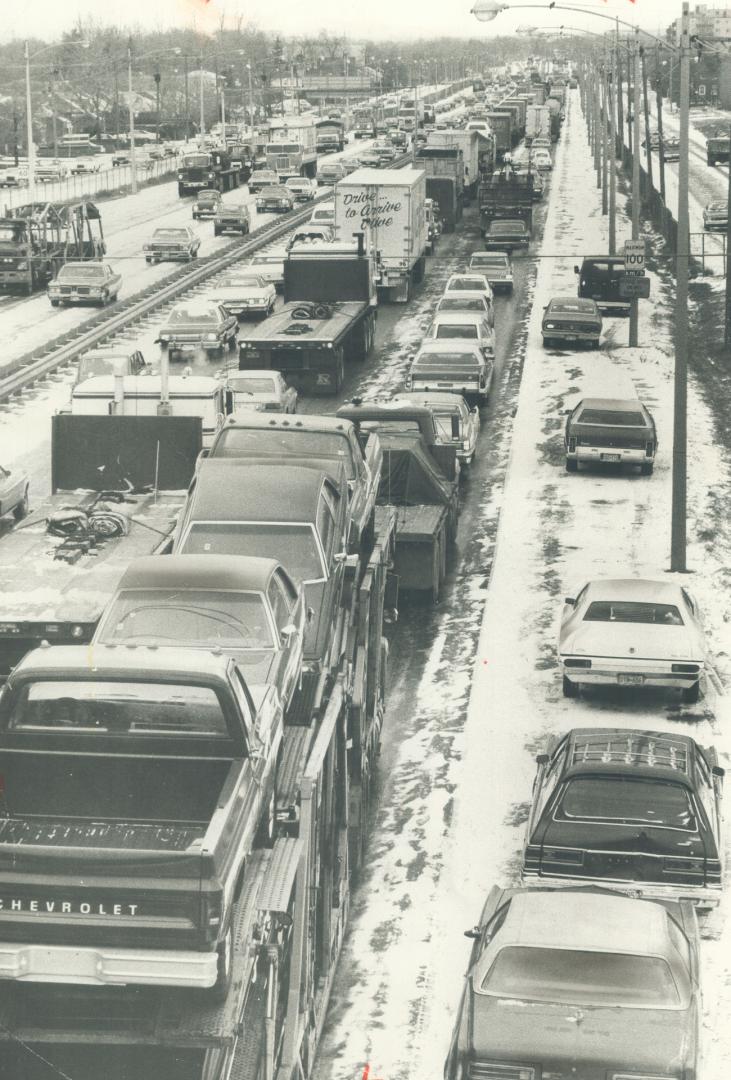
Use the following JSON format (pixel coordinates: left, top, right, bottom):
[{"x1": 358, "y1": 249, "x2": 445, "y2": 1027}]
[
  {"x1": 436, "y1": 294, "x2": 491, "y2": 317},
  {"x1": 533, "y1": 149, "x2": 553, "y2": 171},
  {"x1": 227, "y1": 371, "x2": 297, "y2": 414},
  {"x1": 559, "y1": 578, "x2": 707, "y2": 703},
  {"x1": 428, "y1": 312, "x2": 495, "y2": 357},
  {"x1": 285, "y1": 177, "x2": 318, "y2": 202},
  {"x1": 468, "y1": 251, "x2": 513, "y2": 292},
  {"x1": 309, "y1": 203, "x2": 335, "y2": 225},
  {"x1": 248, "y1": 249, "x2": 288, "y2": 291},
  {"x1": 443, "y1": 273, "x2": 494, "y2": 310},
  {"x1": 206, "y1": 274, "x2": 276, "y2": 319},
  {"x1": 407, "y1": 340, "x2": 493, "y2": 403}
]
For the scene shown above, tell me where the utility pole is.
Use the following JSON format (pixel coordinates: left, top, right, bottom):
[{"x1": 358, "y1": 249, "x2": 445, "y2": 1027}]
[
  {"x1": 154, "y1": 71, "x2": 161, "y2": 144},
  {"x1": 51, "y1": 70, "x2": 59, "y2": 162},
  {"x1": 24, "y1": 40, "x2": 36, "y2": 199},
  {"x1": 220, "y1": 77, "x2": 226, "y2": 144},
  {"x1": 601, "y1": 62, "x2": 609, "y2": 213},
  {"x1": 616, "y1": 39, "x2": 625, "y2": 159},
  {"x1": 671, "y1": 0, "x2": 690, "y2": 573},
  {"x1": 594, "y1": 70, "x2": 601, "y2": 188},
  {"x1": 199, "y1": 53, "x2": 205, "y2": 140},
  {"x1": 609, "y1": 47, "x2": 617, "y2": 254},
  {"x1": 725, "y1": 123, "x2": 731, "y2": 346},
  {"x1": 247, "y1": 63, "x2": 254, "y2": 132},
  {"x1": 655, "y1": 50, "x2": 667, "y2": 204},
  {"x1": 641, "y1": 47, "x2": 654, "y2": 198},
  {"x1": 184, "y1": 54, "x2": 189, "y2": 140},
  {"x1": 113, "y1": 62, "x2": 120, "y2": 144},
  {"x1": 127, "y1": 41, "x2": 138, "y2": 195},
  {"x1": 629, "y1": 30, "x2": 641, "y2": 348}
]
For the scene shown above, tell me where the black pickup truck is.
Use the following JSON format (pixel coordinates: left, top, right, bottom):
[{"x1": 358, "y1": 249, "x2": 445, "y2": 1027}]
[{"x1": 0, "y1": 644, "x2": 283, "y2": 998}]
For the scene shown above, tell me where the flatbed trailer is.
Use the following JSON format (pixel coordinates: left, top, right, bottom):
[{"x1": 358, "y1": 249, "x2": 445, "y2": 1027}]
[{"x1": 0, "y1": 511, "x2": 397, "y2": 1080}]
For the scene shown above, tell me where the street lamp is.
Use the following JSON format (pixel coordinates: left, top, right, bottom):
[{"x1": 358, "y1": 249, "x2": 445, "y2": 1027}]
[{"x1": 24, "y1": 37, "x2": 90, "y2": 198}]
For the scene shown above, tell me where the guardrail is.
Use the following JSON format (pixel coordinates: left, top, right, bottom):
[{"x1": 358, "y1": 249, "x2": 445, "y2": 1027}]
[{"x1": 0, "y1": 155, "x2": 183, "y2": 213}]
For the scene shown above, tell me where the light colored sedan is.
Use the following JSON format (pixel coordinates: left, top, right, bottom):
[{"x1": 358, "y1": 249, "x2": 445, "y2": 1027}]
[
  {"x1": 468, "y1": 250, "x2": 513, "y2": 292},
  {"x1": 392, "y1": 392, "x2": 480, "y2": 466},
  {"x1": 0, "y1": 464, "x2": 29, "y2": 524},
  {"x1": 533, "y1": 148, "x2": 553, "y2": 171},
  {"x1": 227, "y1": 371, "x2": 297, "y2": 414},
  {"x1": 703, "y1": 201, "x2": 727, "y2": 231},
  {"x1": 443, "y1": 272, "x2": 494, "y2": 308},
  {"x1": 428, "y1": 311, "x2": 495, "y2": 357},
  {"x1": 248, "y1": 249, "x2": 287, "y2": 291},
  {"x1": 559, "y1": 578, "x2": 707, "y2": 703},
  {"x1": 206, "y1": 274, "x2": 276, "y2": 319}
]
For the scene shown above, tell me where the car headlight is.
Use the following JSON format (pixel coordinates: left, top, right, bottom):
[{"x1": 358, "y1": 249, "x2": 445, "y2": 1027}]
[
  {"x1": 159, "y1": 334, "x2": 170, "y2": 342},
  {"x1": 205, "y1": 333, "x2": 220, "y2": 341},
  {"x1": 544, "y1": 322, "x2": 556, "y2": 329}
]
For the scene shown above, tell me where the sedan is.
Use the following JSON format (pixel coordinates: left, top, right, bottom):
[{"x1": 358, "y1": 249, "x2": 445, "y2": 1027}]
[
  {"x1": 143, "y1": 226, "x2": 200, "y2": 263},
  {"x1": 534, "y1": 150, "x2": 553, "y2": 172},
  {"x1": 443, "y1": 272, "x2": 494, "y2": 308},
  {"x1": 355, "y1": 150, "x2": 384, "y2": 169},
  {"x1": 522, "y1": 726, "x2": 724, "y2": 906},
  {"x1": 249, "y1": 248, "x2": 287, "y2": 291},
  {"x1": 75, "y1": 348, "x2": 148, "y2": 386},
  {"x1": 662, "y1": 136, "x2": 681, "y2": 162},
  {"x1": 0, "y1": 464, "x2": 29, "y2": 524},
  {"x1": 564, "y1": 396, "x2": 657, "y2": 474},
  {"x1": 341, "y1": 156, "x2": 362, "y2": 175},
  {"x1": 227, "y1": 371, "x2": 297, "y2": 414},
  {"x1": 93, "y1": 554, "x2": 306, "y2": 714},
  {"x1": 468, "y1": 250, "x2": 513, "y2": 292},
  {"x1": 542, "y1": 296, "x2": 602, "y2": 348},
  {"x1": 255, "y1": 185, "x2": 295, "y2": 213},
  {"x1": 316, "y1": 162, "x2": 347, "y2": 185},
  {"x1": 285, "y1": 177, "x2": 318, "y2": 202},
  {"x1": 484, "y1": 218, "x2": 531, "y2": 250},
  {"x1": 559, "y1": 577, "x2": 708, "y2": 703},
  {"x1": 247, "y1": 169, "x2": 278, "y2": 194},
  {"x1": 191, "y1": 189, "x2": 223, "y2": 219},
  {"x1": 445, "y1": 886, "x2": 700, "y2": 1080},
  {"x1": 157, "y1": 301, "x2": 238, "y2": 359},
  {"x1": 703, "y1": 200, "x2": 727, "y2": 230},
  {"x1": 428, "y1": 312, "x2": 495, "y2": 357},
  {"x1": 392, "y1": 391, "x2": 480, "y2": 466},
  {"x1": 407, "y1": 340, "x2": 493, "y2": 403},
  {"x1": 48, "y1": 261, "x2": 122, "y2": 307},
  {"x1": 206, "y1": 274, "x2": 276, "y2": 319},
  {"x1": 436, "y1": 295, "x2": 491, "y2": 316},
  {"x1": 213, "y1": 204, "x2": 251, "y2": 236}
]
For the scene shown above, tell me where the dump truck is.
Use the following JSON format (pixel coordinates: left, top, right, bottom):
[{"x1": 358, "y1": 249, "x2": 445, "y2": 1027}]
[
  {"x1": 478, "y1": 170, "x2": 535, "y2": 237},
  {"x1": 0, "y1": 201, "x2": 105, "y2": 294},
  {"x1": 177, "y1": 149, "x2": 247, "y2": 197},
  {"x1": 315, "y1": 118, "x2": 345, "y2": 154},
  {"x1": 333, "y1": 168, "x2": 428, "y2": 302},
  {"x1": 238, "y1": 241, "x2": 378, "y2": 394},
  {"x1": 415, "y1": 147, "x2": 465, "y2": 207}
]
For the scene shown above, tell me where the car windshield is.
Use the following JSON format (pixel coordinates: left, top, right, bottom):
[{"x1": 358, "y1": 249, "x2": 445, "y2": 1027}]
[
  {"x1": 264, "y1": 187, "x2": 290, "y2": 197},
  {"x1": 98, "y1": 588, "x2": 274, "y2": 650},
  {"x1": 439, "y1": 298, "x2": 486, "y2": 312},
  {"x1": 551, "y1": 301, "x2": 596, "y2": 313},
  {"x1": 254, "y1": 172, "x2": 277, "y2": 182},
  {"x1": 708, "y1": 203, "x2": 726, "y2": 213},
  {"x1": 230, "y1": 377, "x2": 278, "y2": 395},
  {"x1": 4, "y1": 680, "x2": 230, "y2": 738},
  {"x1": 213, "y1": 428, "x2": 354, "y2": 478},
  {"x1": 219, "y1": 277, "x2": 263, "y2": 289},
  {"x1": 577, "y1": 408, "x2": 646, "y2": 425},
  {"x1": 490, "y1": 220, "x2": 524, "y2": 232},
  {"x1": 197, "y1": 192, "x2": 218, "y2": 202},
  {"x1": 181, "y1": 522, "x2": 326, "y2": 584},
  {"x1": 58, "y1": 265, "x2": 104, "y2": 280},
  {"x1": 583, "y1": 600, "x2": 684, "y2": 625},
  {"x1": 481, "y1": 947, "x2": 681, "y2": 1008},
  {"x1": 169, "y1": 307, "x2": 218, "y2": 324},
  {"x1": 557, "y1": 777, "x2": 697, "y2": 831},
  {"x1": 182, "y1": 154, "x2": 209, "y2": 167},
  {"x1": 448, "y1": 278, "x2": 484, "y2": 291},
  {"x1": 436, "y1": 324, "x2": 479, "y2": 339},
  {"x1": 153, "y1": 230, "x2": 187, "y2": 240}
]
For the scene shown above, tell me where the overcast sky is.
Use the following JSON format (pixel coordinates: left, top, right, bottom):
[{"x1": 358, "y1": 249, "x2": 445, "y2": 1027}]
[{"x1": 5, "y1": 0, "x2": 685, "y2": 44}]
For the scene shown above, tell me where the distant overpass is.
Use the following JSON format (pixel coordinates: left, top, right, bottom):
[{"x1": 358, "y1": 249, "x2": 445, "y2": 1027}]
[{"x1": 277, "y1": 75, "x2": 375, "y2": 98}]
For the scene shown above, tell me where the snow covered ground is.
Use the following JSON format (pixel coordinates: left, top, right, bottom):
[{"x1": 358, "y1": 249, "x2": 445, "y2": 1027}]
[{"x1": 315, "y1": 90, "x2": 731, "y2": 1080}]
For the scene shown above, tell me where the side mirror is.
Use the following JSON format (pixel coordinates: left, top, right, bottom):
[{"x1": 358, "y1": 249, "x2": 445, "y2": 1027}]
[
  {"x1": 281, "y1": 623, "x2": 297, "y2": 640},
  {"x1": 573, "y1": 265, "x2": 580, "y2": 274},
  {"x1": 535, "y1": 752, "x2": 549, "y2": 766},
  {"x1": 564, "y1": 596, "x2": 576, "y2": 606},
  {"x1": 713, "y1": 765, "x2": 725, "y2": 778},
  {"x1": 463, "y1": 926, "x2": 481, "y2": 940},
  {"x1": 224, "y1": 388, "x2": 234, "y2": 414}
]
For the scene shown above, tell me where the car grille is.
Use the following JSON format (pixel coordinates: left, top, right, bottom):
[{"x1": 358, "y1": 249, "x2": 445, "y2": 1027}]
[
  {"x1": 554, "y1": 321, "x2": 596, "y2": 333},
  {"x1": 60, "y1": 286, "x2": 91, "y2": 295},
  {"x1": 577, "y1": 435, "x2": 645, "y2": 449}
]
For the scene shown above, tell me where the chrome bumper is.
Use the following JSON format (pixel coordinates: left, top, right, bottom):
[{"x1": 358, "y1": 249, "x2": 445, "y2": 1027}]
[{"x1": 0, "y1": 942, "x2": 217, "y2": 987}]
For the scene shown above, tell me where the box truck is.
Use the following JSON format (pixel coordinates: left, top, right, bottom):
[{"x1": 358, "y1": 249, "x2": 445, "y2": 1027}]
[
  {"x1": 526, "y1": 105, "x2": 551, "y2": 144},
  {"x1": 427, "y1": 129, "x2": 486, "y2": 199},
  {"x1": 334, "y1": 168, "x2": 427, "y2": 302}
]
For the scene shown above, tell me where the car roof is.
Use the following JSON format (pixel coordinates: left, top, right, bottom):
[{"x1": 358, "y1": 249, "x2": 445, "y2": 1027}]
[
  {"x1": 191, "y1": 461, "x2": 339, "y2": 523},
  {"x1": 549, "y1": 296, "x2": 597, "y2": 306},
  {"x1": 116, "y1": 553, "x2": 283, "y2": 593},
  {"x1": 432, "y1": 312, "x2": 487, "y2": 324},
  {"x1": 10, "y1": 643, "x2": 234, "y2": 683},
  {"x1": 447, "y1": 273, "x2": 489, "y2": 284},
  {"x1": 575, "y1": 397, "x2": 647, "y2": 412},
  {"x1": 416, "y1": 340, "x2": 484, "y2": 357},
  {"x1": 218, "y1": 413, "x2": 352, "y2": 435},
  {"x1": 559, "y1": 727, "x2": 699, "y2": 788},
  {"x1": 580, "y1": 577, "x2": 685, "y2": 603},
  {"x1": 392, "y1": 392, "x2": 466, "y2": 411}
]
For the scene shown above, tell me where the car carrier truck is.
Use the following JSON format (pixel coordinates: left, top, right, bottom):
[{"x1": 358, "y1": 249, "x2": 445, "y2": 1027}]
[{"x1": 0, "y1": 201, "x2": 105, "y2": 295}]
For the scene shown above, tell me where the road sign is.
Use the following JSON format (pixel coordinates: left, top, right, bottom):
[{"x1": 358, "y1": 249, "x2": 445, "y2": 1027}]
[
  {"x1": 619, "y1": 275, "x2": 651, "y2": 300},
  {"x1": 623, "y1": 239, "x2": 646, "y2": 274}
]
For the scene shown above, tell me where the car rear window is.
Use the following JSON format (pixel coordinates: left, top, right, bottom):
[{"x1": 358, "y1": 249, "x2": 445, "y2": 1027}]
[
  {"x1": 436, "y1": 324, "x2": 479, "y2": 339},
  {"x1": 557, "y1": 777, "x2": 697, "y2": 830},
  {"x1": 583, "y1": 601, "x2": 684, "y2": 625},
  {"x1": 481, "y1": 947, "x2": 681, "y2": 1007},
  {"x1": 577, "y1": 408, "x2": 645, "y2": 425},
  {"x1": 448, "y1": 277, "x2": 484, "y2": 291},
  {"x1": 550, "y1": 301, "x2": 596, "y2": 313},
  {"x1": 438, "y1": 298, "x2": 486, "y2": 312}
]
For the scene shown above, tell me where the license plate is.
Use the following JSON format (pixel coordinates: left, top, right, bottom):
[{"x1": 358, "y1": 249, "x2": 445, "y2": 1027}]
[
  {"x1": 618, "y1": 674, "x2": 644, "y2": 685},
  {"x1": 437, "y1": 382, "x2": 454, "y2": 387},
  {"x1": 563, "y1": 334, "x2": 577, "y2": 340},
  {"x1": 601, "y1": 453, "x2": 621, "y2": 462}
]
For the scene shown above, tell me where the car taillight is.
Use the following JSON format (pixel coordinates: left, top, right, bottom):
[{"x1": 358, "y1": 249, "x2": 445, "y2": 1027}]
[
  {"x1": 545, "y1": 848, "x2": 584, "y2": 865},
  {"x1": 646, "y1": 441, "x2": 655, "y2": 457},
  {"x1": 671, "y1": 663, "x2": 700, "y2": 674},
  {"x1": 568, "y1": 436, "x2": 577, "y2": 452},
  {"x1": 564, "y1": 658, "x2": 591, "y2": 668}
]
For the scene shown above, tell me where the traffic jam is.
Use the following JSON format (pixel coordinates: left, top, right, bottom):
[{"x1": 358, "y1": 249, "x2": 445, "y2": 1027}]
[{"x1": 0, "y1": 5, "x2": 729, "y2": 1079}]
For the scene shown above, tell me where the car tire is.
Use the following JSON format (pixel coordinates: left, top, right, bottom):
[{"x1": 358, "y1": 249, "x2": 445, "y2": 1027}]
[
  {"x1": 592, "y1": 339, "x2": 600, "y2": 349},
  {"x1": 681, "y1": 681, "x2": 701, "y2": 705},
  {"x1": 562, "y1": 675, "x2": 579, "y2": 698},
  {"x1": 50, "y1": 298, "x2": 59, "y2": 306},
  {"x1": 565, "y1": 459, "x2": 578, "y2": 472},
  {"x1": 210, "y1": 921, "x2": 234, "y2": 1002},
  {"x1": 640, "y1": 462, "x2": 654, "y2": 476},
  {"x1": 214, "y1": 227, "x2": 221, "y2": 236},
  {"x1": 13, "y1": 488, "x2": 29, "y2": 522}
]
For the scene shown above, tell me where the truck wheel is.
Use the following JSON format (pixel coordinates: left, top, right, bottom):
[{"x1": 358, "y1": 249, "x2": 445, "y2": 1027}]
[
  {"x1": 565, "y1": 459, "x2": 578, "y2": 473},
  {"x1": 50, "y1": 298, "x2": 59, "y2": 307},
  {"x1": 211, "y1": 923, "x2": 234, "y2": 1002},
  {"x1": 562, "y1": 675, "x2": 579, "y2": 698},
  {"x1": 681, "y1": 681, "x2": 701, "y2": 705},
  {"x1": 13, "y1": 488, "x2": 29, "y2": 522},
  {"x1": 640, "y1": 462, "x2": 654, "y2": 476}
]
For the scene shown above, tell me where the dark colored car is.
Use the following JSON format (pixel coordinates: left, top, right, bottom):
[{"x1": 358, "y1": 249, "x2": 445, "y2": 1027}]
[
  {"x1": 522, "y1": 727, "x2": 724, "y2": 907},
  {"x1": 213, "y1": 203, "x2": 251, "y2": 236},
  {"x1": 75, "y1": 348, "x2": 148, "y2": 386},
  {"x1": 662, "y1": 136, "x2": 681, "y2": 162},
  {"x1": 444, "y1": 885, "x2": 701, "y2": 1080},
  {"x1": 47, "y1": 262, "x2": 122, "y2": 307},
  {"x1": 255, "y1": 185, "x2": 295, "y2": 213},
  {"x1": 564, "y1": 395, "x2": 656, "y2": 473},
  {"x1": 143, "y1": 226, "x2": 200, "y2": 264},
  {"x1": 192, "y1": 189, "x2": 223, "y2": 219},
  {"x1": 541, "y1": 296, "x2": 602, "y2": 348},
  {"x1": 484, "y1": 218, "x2": 530, "y2": 251},
  {"x1": 575, "y1": 255, "x2": 630, "y2": 316}
]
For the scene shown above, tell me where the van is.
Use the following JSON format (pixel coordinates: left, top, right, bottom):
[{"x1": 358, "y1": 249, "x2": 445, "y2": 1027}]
[{"x1": 575, "y1": 256, "x2": 630, "y2": 316}]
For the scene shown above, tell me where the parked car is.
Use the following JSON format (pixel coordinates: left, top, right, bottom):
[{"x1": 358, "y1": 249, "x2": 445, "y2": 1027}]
[
  {"x1": 285, "y1": 177, "x2": 318, "y2": 202},
  {"x1": 213, "y1": 203, "x2": 251, "y2": 236},
  {"x1": 407, "y1": 340, "x2": 493, "y2": 403},
  {"x1": 255, "y1": 185, "x2": 295, "y2": 213},
  {"x1": 444, "y1": 886, "x2": 701, "y2": 1080},
  {"x1": 157, "y1": 300, "x2": 238, "y2": 359},
  {"x1": 468, "y1": 250, "x2": 513, "y2": 292},
  {"x1": 316, "y1": 161, "x2": 347, "y2": 186},
  {"x1": 143, "y1": 226, "x2": 200, "y2": 263},
  {"x1": 47, "y1": 261, "x2": 122, "y2": 307},
  {"x1": 703, "y1": 200, "x2": 728, "y2": 231},
  {"x1": 542, "y1": 296, "x2": 602, "y2": 348},
  {"x1": 522, "y1": 726, "x2": 724, "y2": 906},
  {"x1": 248, "y1": 248, "x2": 287, "y2": 291},
  {"x1": 69, "y1": 159, "x2": 101, "y2": 175},
  {"x1": 207, "y1": 273, "x2": 276, "y2": 319},
  {"x1": 226, "y1": 371, "x2": 297, "y2": 414},
  {"x1": 112, "y1": 150, "x2": 131, "y2": 165},
  {"x1": 93, "y1": 554, "x2": 305, "y2": 714},
  {"x1": 74, "y1": 348, "x2": 148, "y2": 386},
  {"x1": 564, "y1": 396, "x2": 657, "y2": 474},
  {"x1": 247, "y1": 169, "x2": 278, "y2": 194},
  {"x1": 559, "y1": 577, "x2": 708, "y2": 702},
  {"x1": 0, "y1": 465, "x2": 29, "y2": 524},
  {"x1": 428, "y1": 312, "x2": 495, "y2": 357},
  {"x1": 485, "y1": 217, "x2": 531, "y2": 251},
  {"x1": 392, "y1": 392, "x2": 480, "y2": 467},
  {"x1": 575, "y1": 255, "x2": 629, "y2": 315}
]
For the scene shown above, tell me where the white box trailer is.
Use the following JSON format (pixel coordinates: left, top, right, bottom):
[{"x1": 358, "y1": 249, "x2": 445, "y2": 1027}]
[
  {"x1": 526, "y1": 104, "x2": 551, "y2": 143},
  {"x1": 334, "y1": 168, "x2": 427, "y2": 302},
  {"x1": 426, "y1": 129, "x2": 484, "y2": 198}
]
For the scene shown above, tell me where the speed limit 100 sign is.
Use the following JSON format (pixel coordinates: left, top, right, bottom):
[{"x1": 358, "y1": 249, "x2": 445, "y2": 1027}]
[{"x1": 623, "y1": 239, "x2": 646, "y2": 275}]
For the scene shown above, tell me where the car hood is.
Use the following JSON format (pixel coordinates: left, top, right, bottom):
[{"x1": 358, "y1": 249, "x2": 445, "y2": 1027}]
[
  {"x1": 561, "y1": 621, "x2": 702, "y2": 662},
  {"x1": 235, "y1": 648, "x2": 279, "y2": 685},
  {"x1": 470, "y1": 993, "x2": 691, "y2": 1075},
  {"x1": 544, "y1": 311, "x2": 600, "y2": 325}
]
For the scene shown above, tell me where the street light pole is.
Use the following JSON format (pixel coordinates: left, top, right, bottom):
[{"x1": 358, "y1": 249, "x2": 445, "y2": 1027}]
[
  {"x1": 247, "y1": 63, "x2": 255, "y2": 132},
  {"x1": 601, "y1": 61, "x2": 609, "y2": 214},
  {"x1": 641, "y1": 47, "x2": 654, "y2": 198},
  {"x1": 671, "y1": 1, "x2": 690, "y2": 572},
  {"x1": 127, "y1": 43, "x2": 138, "y2": 195},
  {"x1": 24, "y1": 41, "x2": 35, "y2": 200},
  {"x1": 609, "y1": 45, "x2": 617, "y2": 254},
  {"x1": 199, "y1": 54, "x2": 205, "y2": 139},
  {"x1": 629, "y1": 29, "x2": 641, "y2": 348}
]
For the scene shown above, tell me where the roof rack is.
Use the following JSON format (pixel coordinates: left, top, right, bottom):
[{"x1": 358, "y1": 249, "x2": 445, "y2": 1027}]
[{"x1": 571, "y1": 732, "x2": 689, "y2": 773}]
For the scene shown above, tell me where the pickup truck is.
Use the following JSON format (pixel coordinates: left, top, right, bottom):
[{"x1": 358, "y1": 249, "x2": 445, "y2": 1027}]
[
  {"x1": 205, "y1": 412, "x2": 382, "y2": 550},
  {"x1": 0, "y1": 644, "x2": 283, "y2": 997}
]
